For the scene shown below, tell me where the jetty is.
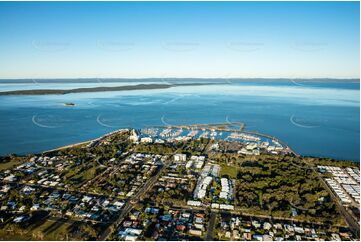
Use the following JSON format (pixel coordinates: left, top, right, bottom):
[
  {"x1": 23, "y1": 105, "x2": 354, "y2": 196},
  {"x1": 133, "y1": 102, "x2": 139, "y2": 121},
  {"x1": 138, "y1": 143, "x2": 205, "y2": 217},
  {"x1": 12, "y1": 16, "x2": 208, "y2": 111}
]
[
  {"x1": 153, "y1": 121, "x2": 299, "y2": 156},
  {"x1": 155, "y1": 121, "x2": 245, "y2": 132}
]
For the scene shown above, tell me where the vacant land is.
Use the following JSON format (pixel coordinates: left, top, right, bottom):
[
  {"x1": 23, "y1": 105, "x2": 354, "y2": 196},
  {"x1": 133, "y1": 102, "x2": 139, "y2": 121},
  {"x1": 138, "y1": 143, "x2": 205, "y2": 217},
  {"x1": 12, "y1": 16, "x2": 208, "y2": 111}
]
[
  {"x1": 0, "y1": 157, "x2": 25, "y2": 171},
  {"x1": 220, "y1": 164, "x2": 239, "y2": 178}
]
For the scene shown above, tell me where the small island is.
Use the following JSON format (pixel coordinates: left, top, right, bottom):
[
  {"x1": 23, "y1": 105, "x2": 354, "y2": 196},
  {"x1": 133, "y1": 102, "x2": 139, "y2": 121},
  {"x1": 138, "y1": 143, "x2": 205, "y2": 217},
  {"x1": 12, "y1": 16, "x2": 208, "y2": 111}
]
[{"x1": 64, "y1": 102, "x2": 75, "y2": 106}]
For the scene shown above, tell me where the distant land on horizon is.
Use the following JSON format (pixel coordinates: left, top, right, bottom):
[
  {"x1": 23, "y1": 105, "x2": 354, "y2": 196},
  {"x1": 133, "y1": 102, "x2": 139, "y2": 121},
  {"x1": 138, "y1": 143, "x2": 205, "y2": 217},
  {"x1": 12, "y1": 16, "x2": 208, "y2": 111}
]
[
  {"x1": 0, "y1": 78, "x2": 359, "y2": 96},
  {"x1": 0, "y1": 78, "x2": 359, "y2": 84},
  {"x1": 0, "y1": 83, "x2": 217, "y2": 96}
]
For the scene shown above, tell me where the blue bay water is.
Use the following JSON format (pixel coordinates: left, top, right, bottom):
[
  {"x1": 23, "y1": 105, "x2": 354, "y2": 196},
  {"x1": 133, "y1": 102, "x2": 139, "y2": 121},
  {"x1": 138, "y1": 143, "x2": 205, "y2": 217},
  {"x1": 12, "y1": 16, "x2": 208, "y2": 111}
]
[{"x1": 0, "y1": 80, "x2": 359, "y2": 161}]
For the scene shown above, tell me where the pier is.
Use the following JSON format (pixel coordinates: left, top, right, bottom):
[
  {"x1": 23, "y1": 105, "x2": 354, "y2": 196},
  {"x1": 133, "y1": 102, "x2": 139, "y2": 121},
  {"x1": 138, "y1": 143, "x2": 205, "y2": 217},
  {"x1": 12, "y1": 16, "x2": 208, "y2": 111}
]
[
  {"x1": 152, "y1": 122, "x2": 299, "y2": 156},
  {"x1": 243, "y1": 130, "x2": 299, "y2": 156},
  {"x1": 154, "y1": 121, "x2": 245, "y2": 132}
]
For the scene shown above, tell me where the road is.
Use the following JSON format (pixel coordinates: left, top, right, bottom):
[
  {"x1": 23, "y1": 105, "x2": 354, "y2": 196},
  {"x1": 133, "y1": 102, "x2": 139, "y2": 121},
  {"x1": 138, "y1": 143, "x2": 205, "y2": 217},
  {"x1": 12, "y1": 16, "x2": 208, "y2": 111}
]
[
  {"x1": 205, "y1": 211, "x2": 216, "y2": 240},
  {"x1": 174, "y1": 204, "x2": 336, "y2": 227},
  {"x1": 97, "y1": 158, "x2": 171, "y2": 241},
  {"x1": 296, "y1": 159, "x2": 360, "y2": 239},
  {"x1": 0, "y1": 180, "x2": 115, "y2": 199},
  {"x1": 317, "y1": 174, "x2": 360, "y2": 238},
  {"x1": 97, "y1": 144, "x2": 189, "y2": 241}
]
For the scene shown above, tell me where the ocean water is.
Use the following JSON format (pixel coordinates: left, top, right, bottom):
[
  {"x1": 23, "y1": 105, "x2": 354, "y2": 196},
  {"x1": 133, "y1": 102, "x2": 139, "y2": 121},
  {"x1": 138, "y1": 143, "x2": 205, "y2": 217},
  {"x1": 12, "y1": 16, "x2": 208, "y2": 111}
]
[{"x1": 0, "y1": 80, "x2": 359, "y2": 161}]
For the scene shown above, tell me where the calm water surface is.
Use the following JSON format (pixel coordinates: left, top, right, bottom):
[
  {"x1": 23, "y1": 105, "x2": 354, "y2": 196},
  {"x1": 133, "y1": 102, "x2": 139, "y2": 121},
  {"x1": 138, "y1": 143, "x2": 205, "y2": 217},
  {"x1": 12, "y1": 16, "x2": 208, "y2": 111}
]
[{"x1": 0, "y1": 80, "x2": 359, "y2": 161}]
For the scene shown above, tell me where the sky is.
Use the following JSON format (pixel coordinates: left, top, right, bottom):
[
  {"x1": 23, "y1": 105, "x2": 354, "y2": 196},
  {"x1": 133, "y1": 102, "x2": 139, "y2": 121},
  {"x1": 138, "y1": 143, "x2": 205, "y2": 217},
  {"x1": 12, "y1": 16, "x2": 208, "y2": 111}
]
[{"x1": 0, "y1": 1, "x2": 359, "y2": 79}]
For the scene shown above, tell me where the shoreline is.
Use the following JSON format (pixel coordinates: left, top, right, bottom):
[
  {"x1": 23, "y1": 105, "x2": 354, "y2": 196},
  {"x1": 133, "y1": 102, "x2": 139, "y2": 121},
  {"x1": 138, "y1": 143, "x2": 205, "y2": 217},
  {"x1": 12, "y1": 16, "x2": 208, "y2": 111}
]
[
  {"x1": 42, "y1": 140, "x2": 93, "y2": 154},
  {"x1": 1, "y1": 126, "x2": 358, "y2": 162},
  {"x1": 42, "y1": 129, "x2": 128, "y2": 154},
  {"x1": 0, "y1": 126, "x2": 358, "y2": 163},
  {"x1": 39, "y1": 126, "x2": 299, "y2": 156}
]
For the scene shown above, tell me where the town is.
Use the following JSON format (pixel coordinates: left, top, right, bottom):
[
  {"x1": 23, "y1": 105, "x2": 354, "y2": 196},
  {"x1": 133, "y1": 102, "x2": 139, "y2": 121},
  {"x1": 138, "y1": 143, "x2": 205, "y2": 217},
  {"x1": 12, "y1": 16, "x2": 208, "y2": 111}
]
[{"x1": 0, "y1": 127, "x2": 359, "y2": 241}]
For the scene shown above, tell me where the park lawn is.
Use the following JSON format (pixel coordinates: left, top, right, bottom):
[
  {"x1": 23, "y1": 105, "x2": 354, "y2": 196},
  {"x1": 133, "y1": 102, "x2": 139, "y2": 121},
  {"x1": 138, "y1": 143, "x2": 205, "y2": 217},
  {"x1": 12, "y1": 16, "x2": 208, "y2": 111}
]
[
  {"x1": 0, "y1": 159, "x2": 24, "y2": 171},
  {"x1": 220, "y1": 164, "x2": 239, "y2": 178},
  {"x1": 80, "y1": 166, "x2": 98, "y2": 180},
  {"x1": 0, "y1": 219, "x2": 72, "y2": 240},
  {"x1": 71, "y1": 165, "x2": 102, "y2": 184},
  {"x1": 0, "y1": 231, "x2": 31, "y2": 240},
  {"x1": 31, "y1": 219, "x2": 72, "y2": 240}
]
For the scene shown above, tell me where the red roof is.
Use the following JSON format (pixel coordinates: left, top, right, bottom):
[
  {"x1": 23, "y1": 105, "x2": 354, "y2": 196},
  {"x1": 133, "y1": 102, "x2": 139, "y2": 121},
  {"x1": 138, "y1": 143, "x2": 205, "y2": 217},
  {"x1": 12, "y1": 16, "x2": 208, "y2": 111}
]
[
  {"x1": 176, "y1": 224, "x2": 186, "y2": 231},
  {"x1": 195, "y1": 213, "x2": 205, "y2": 218}
]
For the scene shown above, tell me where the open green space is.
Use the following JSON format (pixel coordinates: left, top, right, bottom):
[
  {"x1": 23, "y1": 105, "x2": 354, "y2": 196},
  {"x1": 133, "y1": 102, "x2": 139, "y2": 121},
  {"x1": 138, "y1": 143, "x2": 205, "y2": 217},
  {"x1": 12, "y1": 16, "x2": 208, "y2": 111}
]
[
  {"x1": 220, "y1": 164, "x2": 239, "y2": 178},
  {"x1": 0, "y1": 219, "x2": 72, "y2": 240},
  {"x1": 235, "y1": 155, "x2": 347, "y2": 226},
  {"x1": 0, "y1": 157, "x2": 24, "y2": 171}
]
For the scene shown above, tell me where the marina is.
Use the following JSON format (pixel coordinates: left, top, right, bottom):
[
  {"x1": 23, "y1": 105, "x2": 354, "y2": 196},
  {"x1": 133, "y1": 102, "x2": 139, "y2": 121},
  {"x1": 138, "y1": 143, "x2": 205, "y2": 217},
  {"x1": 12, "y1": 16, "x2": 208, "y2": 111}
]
[
  {"x1": 138, "y1": 122, "x2": 296, "y2": 156},
  {"x1": 0, "y1": 80, "x2": 359, "y2": 161}
]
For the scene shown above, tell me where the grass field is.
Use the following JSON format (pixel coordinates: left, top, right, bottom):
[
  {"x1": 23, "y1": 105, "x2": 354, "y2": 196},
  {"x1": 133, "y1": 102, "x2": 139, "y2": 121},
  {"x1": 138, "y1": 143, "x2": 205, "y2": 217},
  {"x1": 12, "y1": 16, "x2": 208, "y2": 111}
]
[
  {"x1": 0, "y1": 219, "x2": 72, "y2": 240},
  {"x1": 220, "y1": 164, "x2": 239, "y2": 178},
  {"x1": 32, "y1": 219, "x2": 72, "y2": 240},
  {"x1": 72, "y1": 165, "x2": 103, "y2": 183},
  {"x1": 0, "y1": 159, "x2": 23, "y2": 171}
]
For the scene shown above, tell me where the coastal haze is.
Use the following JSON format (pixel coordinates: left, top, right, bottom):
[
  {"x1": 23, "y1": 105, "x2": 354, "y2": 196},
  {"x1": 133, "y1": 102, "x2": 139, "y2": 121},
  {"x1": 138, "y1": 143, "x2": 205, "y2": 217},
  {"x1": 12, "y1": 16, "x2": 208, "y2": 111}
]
[{"x1": 0, "y1": 79, "x2": 359, "y2": 161}]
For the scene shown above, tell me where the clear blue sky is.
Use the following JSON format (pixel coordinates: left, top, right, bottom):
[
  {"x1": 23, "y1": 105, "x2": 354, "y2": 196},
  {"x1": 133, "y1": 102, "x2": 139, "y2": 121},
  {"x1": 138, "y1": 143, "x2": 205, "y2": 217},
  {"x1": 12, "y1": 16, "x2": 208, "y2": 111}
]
[{"x1": 0, "y1": 1, "x2": 359, "y2": 79}]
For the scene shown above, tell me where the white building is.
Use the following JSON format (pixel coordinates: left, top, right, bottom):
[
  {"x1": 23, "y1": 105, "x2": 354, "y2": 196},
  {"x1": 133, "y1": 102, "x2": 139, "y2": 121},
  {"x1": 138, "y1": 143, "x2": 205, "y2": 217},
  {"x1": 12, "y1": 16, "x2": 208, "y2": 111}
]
[
  {"x1": 190, "y1": 155, "x2": 205, "y2": 169},
  {"x1": 219, "y1": 204, "x2": 234, "y2": 210},
  {"x1": 174, "y1": 154, "x2": 187, "y2": 162},
  {"x1": 187, "y1": 200, "x2": 202, "y2": 207},
  {"x1": 129, "y1": 129, "x2": 139, "y2": 143},
  {"x1": 186, "y1": 160, "x2": 194, "y2": 169},
  {"x1": 3, "y1": 174, "x2": 17, "y2": 182},
  {"x1": 194, "y1": 176, "x2": 212, "y2": 199},
  {"x1": 140, "y1": 137, "x2": 152, "y2": 143},
  {"x1": 211, "y1": 203, "x2": 220, "y2": 209}
]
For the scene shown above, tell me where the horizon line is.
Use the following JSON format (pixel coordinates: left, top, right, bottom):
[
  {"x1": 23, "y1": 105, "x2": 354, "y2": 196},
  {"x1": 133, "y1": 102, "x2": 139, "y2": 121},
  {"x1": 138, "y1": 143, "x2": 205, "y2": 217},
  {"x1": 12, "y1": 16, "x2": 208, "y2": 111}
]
[{"x1": 0, "y1": 77, "x2": 359, "y2": 81}]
